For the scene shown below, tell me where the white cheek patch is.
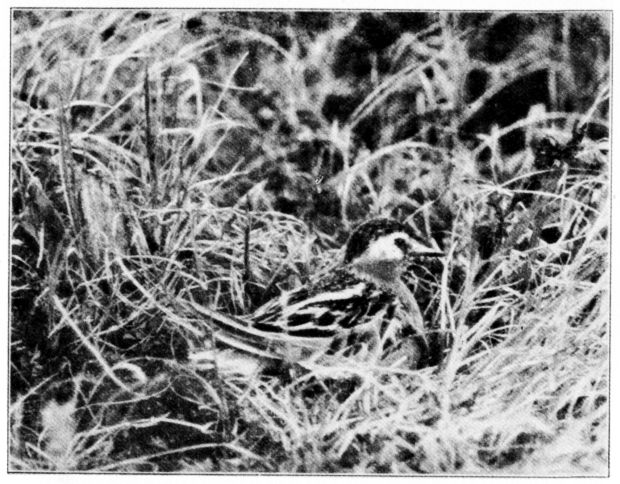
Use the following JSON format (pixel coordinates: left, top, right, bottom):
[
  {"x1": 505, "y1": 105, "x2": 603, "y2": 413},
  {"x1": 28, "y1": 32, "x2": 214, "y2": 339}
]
[{"x1": 363, "y1": 232, "x2": 410, "y2": 261}]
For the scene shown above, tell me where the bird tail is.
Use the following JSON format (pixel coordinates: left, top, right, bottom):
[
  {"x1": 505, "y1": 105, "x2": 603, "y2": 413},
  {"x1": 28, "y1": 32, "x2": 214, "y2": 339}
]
[{"x1": 187, "y1": 299, "x2": 282, "y2": 361}]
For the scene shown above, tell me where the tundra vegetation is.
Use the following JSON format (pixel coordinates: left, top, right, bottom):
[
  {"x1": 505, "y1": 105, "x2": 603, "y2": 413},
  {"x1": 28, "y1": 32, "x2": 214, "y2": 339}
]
[{"x1": 11, "y1": 10, "x2": 609, "y2": 473}]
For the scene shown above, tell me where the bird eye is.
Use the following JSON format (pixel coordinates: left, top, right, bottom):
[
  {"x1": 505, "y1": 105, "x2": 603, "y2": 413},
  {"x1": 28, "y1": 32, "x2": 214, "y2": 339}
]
[{"x1": 393, "y1": 237, "x2": 410, "y2": 254}]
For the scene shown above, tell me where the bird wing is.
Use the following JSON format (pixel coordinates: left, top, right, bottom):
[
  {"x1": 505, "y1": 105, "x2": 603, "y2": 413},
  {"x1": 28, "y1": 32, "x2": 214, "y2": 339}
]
[
  {"x1": 251, "y1": 268, "x2": 396, "y2": 336},
  {"x1": 189, "y1": 268, "x2": 397, "y2": 361}
]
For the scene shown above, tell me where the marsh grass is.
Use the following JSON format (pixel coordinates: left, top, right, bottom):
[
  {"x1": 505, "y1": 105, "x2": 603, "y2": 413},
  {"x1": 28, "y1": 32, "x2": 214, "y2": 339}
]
[{"x1": 10, "y1": 10, "x2": 608, "y2": 474}]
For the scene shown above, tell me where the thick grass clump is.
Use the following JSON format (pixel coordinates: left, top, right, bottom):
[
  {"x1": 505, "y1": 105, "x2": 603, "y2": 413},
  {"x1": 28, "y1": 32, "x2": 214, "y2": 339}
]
[{"x1": 11, "y1": 10, "x2": 608, "y2": 474}]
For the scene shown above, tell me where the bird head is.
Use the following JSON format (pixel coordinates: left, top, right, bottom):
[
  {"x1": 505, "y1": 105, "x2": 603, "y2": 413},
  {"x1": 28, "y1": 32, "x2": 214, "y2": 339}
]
[{"x1": 344, "y1": 218, "x2": 443, "y2": 283}]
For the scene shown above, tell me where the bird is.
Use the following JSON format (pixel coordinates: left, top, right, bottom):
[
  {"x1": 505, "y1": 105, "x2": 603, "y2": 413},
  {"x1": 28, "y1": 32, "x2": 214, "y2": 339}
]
[{"x1": 188, "y1": 218, "x2": 444, "y2": 375}]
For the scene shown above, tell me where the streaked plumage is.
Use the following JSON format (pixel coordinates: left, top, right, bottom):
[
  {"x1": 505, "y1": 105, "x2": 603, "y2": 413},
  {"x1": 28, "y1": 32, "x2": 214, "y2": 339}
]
[{"x1": 189, "y1": 218, "x2": 443, "y2": 373}]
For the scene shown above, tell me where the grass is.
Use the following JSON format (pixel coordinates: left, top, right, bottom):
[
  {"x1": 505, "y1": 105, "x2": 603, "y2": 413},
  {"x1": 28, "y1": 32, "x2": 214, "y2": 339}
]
[{"x1": 10, "y1": 10, "x2": 609, "y2": 474}]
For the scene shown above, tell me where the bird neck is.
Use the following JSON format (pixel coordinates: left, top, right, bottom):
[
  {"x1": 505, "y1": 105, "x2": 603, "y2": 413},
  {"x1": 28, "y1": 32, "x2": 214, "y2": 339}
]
[
  {"x1": 350, "y1": 259, "x2": 403, "y2": 290},
  {"x1": 350, "y1": 260, "x2": 420, "y2": 311}
]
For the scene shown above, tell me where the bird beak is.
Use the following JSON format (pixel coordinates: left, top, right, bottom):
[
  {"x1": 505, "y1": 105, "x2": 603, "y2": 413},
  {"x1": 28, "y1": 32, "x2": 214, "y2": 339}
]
[
  {"x1": 409, "y1": 249, "x2": 444, "y2": 258},
  {"x1": 408, "y1": 239, "x2": 444, "y2": 258}
]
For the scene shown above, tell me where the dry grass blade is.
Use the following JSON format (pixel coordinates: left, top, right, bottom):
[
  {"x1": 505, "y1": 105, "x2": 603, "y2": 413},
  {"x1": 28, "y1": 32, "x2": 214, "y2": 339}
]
[{"x1": 52, "y1": 296, "x2": 131, "y2": 393}]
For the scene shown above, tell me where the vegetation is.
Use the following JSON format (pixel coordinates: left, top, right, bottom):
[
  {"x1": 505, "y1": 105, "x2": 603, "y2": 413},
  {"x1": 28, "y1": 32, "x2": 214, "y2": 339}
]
[{"x1": 11, "y1": 10, "x2": 609, "y2": 474}]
